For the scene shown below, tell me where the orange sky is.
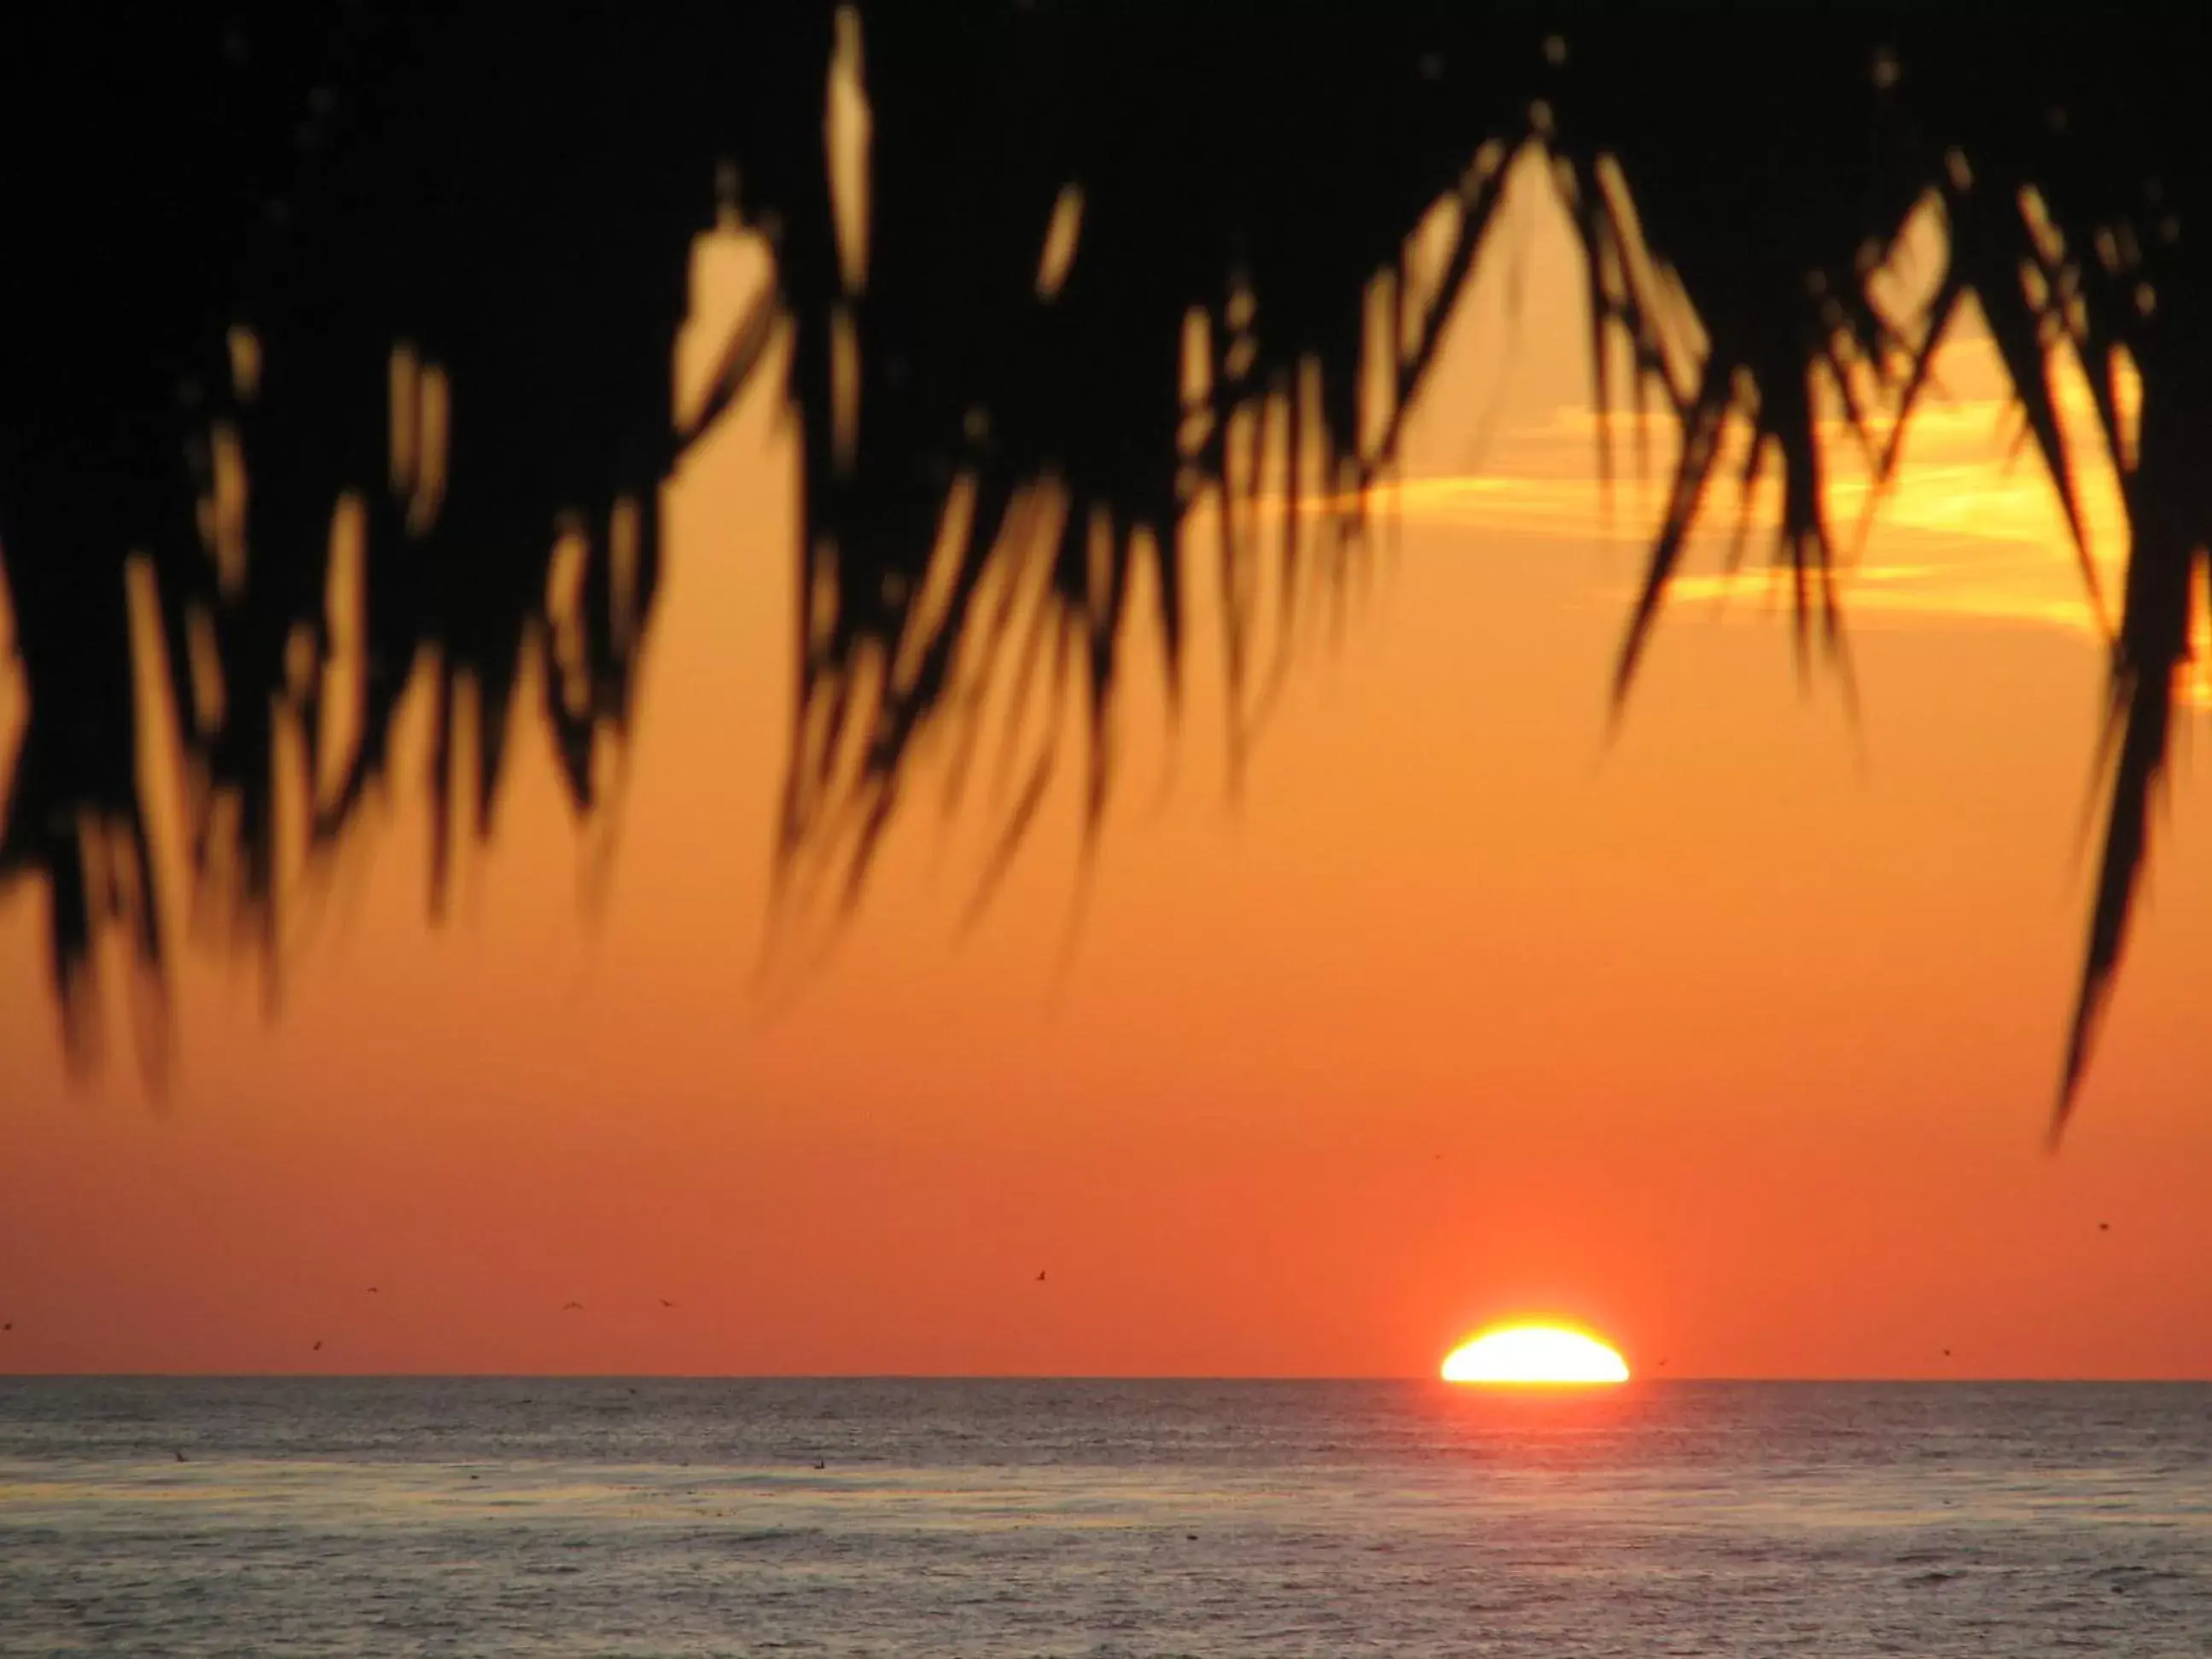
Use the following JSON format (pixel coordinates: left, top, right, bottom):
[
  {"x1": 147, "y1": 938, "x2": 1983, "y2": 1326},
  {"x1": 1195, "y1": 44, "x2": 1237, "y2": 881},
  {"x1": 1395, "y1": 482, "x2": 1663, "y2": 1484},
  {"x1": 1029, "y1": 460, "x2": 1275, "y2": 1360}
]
[{"x1": 3, "y1": 160, "x2": 2209, "y2": 1379}]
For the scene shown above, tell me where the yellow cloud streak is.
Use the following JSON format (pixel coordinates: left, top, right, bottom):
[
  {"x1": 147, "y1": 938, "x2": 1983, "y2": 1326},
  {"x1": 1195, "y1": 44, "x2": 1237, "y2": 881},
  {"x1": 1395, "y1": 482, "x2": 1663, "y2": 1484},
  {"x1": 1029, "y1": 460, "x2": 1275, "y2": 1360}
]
[{"x1": 1222, "y1": 307, "x2": 2212, "y2": 704}]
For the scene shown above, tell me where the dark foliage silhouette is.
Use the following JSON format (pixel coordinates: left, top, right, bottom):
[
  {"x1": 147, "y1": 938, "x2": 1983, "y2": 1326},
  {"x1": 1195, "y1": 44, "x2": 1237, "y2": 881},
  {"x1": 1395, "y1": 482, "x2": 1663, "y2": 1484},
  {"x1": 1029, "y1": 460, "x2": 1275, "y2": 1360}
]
[{"x1": 1, "y1": 5, "x2": 2204, "y2": 1131}]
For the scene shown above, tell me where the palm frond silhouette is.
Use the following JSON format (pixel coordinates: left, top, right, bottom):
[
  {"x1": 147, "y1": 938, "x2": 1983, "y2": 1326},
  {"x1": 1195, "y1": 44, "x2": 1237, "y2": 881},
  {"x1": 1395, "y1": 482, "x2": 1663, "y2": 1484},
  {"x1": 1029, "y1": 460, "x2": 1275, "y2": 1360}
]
[{"x1": 2, "y1": 5, "x2": 2203, "y2": 1133}]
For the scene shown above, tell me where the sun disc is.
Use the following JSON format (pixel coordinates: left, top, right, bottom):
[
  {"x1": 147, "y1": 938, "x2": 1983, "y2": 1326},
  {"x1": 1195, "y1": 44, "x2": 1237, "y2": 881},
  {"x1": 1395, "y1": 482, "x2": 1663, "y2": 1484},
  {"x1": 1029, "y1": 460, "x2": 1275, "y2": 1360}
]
[{"x1": 1441, "y1": 1324, "x2": 1629, "y2": 1385}]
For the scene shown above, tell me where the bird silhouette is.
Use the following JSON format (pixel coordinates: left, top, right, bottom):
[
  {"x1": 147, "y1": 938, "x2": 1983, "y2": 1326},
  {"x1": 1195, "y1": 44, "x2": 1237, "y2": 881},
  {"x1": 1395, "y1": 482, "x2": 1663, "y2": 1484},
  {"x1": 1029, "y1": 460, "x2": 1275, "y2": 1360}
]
[
  {"x1": 174, "y1": 1451, "x2": 188, "y2": 1463},
  {"x1": 366, "y1": 1286, "x2": 379, "y2": 1295},
  {"x1": 2099, "y1": 1221, "x2": 2111, "y2": 1231},
  {"x1": 1942, "y1": 1348, "x2": 1953, "y2": 1358},
  {"x1": 659, "y1": 1299, "x2": 677, "y2": 1308},
  {"x1": 311, "y1": 1340, "x2": 323, "y2": 1352},
  {"x1": 562, "y1": 1301, "x2": 585, "y2": 1311},
  {"x1": 3, "y1": 1323, "x2": 12, "y2": 1332},
  {"x1": 812, "y1": 1458, "x2": 826, "y2": 1470},
  {"x1": 1036, "y1": 1270, "x2": 1046, "y2": 1282}
]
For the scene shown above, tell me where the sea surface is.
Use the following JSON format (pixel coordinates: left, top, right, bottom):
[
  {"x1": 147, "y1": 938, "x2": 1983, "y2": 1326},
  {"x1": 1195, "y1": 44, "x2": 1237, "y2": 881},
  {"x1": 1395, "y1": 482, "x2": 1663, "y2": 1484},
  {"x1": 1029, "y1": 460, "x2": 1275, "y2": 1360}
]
[{"x1": 1, "y1": 1378, "x2": 2209, "y2": 1656}]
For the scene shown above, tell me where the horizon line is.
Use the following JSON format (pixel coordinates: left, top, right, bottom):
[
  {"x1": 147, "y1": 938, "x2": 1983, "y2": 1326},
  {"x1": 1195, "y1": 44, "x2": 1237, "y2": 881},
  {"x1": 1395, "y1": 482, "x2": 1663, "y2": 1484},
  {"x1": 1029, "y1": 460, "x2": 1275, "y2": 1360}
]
[{"x1": 6, "y1": 1371, "x2": 2209, "y2": 1385}]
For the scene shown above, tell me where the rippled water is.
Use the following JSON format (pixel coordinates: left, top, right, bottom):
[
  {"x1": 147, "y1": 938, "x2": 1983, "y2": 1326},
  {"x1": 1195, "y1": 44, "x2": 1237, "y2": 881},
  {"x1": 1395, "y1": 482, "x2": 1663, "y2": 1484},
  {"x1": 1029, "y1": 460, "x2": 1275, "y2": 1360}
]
[{"x1": 2, "y1": 1378, "x2": 2209, "y2": 1655}]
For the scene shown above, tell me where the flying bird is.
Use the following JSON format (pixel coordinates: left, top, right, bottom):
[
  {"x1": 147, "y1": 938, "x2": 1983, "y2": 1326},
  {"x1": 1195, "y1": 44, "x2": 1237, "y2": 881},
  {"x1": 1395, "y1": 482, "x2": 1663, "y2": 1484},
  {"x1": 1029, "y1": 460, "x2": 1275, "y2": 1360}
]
[
  {"x1": 312, "y1": 1340, "x2": 323, "y2": 1352},
  {"x1": 659, "y1": 1299, "x2": 677, "y2": 1308},
  {"x1": 562, "y1": 1301, "x2": 585, "y2": 1311},
  {"x1": 1036, "y1": 1270, "x2": 1046, "y2": 1282},
  {"x1": 2099, "y1": 1221, "x2": 2111, "y2": 1231},
  {"x1": 366, "y1": 1286, "x2": 379, "y2": 1295}
]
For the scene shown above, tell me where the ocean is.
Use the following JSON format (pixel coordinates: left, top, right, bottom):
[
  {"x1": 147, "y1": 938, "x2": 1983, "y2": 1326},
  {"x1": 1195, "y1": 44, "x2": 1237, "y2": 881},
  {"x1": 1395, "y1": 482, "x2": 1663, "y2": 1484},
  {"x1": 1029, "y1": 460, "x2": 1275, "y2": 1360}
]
[{"x1": 1, "y1": 1378, "x2": 2207, "y2": 1655}]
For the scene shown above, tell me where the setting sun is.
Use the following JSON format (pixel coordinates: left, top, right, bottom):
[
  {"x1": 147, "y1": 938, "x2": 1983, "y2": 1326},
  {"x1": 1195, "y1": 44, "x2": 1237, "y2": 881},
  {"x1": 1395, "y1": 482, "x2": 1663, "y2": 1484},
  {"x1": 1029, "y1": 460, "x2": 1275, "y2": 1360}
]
[{"x1": 1441, "y1": 1324, "x2": 1631, "y2": 1385}]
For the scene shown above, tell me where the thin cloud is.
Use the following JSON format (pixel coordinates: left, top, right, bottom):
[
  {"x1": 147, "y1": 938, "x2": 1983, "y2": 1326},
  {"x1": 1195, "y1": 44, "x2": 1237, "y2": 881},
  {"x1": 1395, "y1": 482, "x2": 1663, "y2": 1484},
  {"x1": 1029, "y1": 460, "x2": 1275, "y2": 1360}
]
[{"x1": 1376, "y1": 378, "x2": 2129, "y2": 644}]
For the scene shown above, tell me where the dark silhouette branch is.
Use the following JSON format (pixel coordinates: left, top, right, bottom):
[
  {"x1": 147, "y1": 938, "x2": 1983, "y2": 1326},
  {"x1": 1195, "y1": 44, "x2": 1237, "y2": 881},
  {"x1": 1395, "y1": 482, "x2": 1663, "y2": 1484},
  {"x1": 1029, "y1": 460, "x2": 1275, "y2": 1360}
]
[{"x1": 1, "y1": 6, "x2": 2205, "y2": 1133}]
